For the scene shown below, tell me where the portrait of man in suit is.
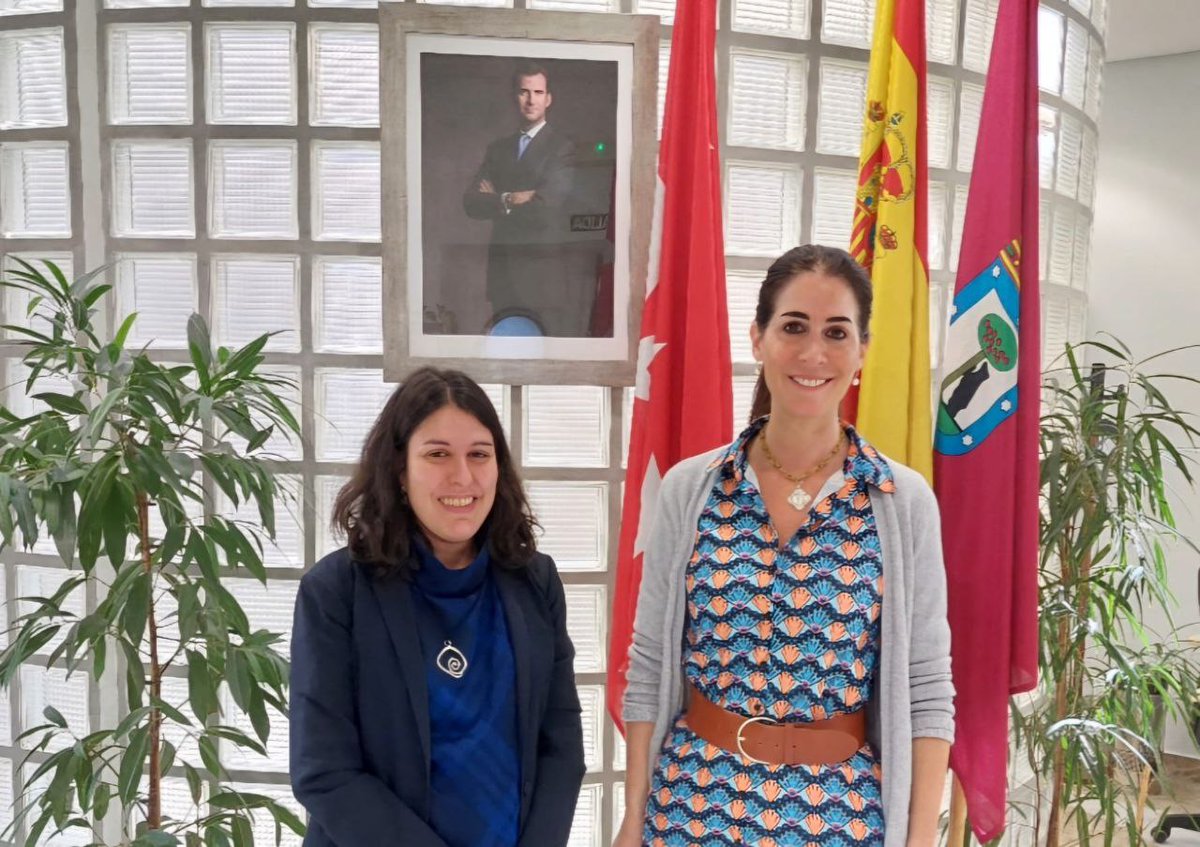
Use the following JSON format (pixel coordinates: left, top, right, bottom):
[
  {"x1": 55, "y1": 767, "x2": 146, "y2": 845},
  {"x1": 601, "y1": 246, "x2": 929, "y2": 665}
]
[
  {"x1": 461, "y1": 63, "x2": 582, "y2": 337},
  {"x1": 415, "y1": 51, "x2": 620, "y2": 343},
  {"x1": 385, "y1": 11, "x2": 658, "y2": 381}
]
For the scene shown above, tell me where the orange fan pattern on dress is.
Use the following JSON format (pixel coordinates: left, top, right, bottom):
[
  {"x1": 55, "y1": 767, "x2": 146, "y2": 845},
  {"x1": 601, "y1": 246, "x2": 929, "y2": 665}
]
[{"x1": 643, "y1": 421, "x2": 891, "y2": 846}]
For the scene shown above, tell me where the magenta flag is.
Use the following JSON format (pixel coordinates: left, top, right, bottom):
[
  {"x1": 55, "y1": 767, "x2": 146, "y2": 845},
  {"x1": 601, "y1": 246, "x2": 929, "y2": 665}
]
[{"x1": 932, "y1": 0, "x2": 1041, "y2": 840}]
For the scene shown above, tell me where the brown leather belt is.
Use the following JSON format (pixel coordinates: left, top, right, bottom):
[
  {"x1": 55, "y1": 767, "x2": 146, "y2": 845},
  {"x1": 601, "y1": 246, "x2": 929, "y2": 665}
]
[{"x1": 684, "y1": 682, "x2": 867, "y2": 766}]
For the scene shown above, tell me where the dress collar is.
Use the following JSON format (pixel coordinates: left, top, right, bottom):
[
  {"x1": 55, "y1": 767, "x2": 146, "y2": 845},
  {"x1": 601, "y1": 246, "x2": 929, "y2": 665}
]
[{"x1": 709, "y1": 416, "x2": 895, "y2": 492}]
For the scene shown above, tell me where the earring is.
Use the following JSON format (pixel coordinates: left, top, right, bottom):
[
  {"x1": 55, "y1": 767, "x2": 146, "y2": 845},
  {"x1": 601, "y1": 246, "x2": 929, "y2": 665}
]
[
  {"x1": 852, "y1": 374, "x2": 861, "y2": 386},
  {"x1": 755, "y1": 362, "x2": 762, "y2": 377}
]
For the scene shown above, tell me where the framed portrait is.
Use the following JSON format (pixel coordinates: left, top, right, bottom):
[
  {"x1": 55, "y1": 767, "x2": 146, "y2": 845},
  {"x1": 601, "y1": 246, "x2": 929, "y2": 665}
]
[{"x1": 380, "y1": 5, "x2": 659, "y2": 385}]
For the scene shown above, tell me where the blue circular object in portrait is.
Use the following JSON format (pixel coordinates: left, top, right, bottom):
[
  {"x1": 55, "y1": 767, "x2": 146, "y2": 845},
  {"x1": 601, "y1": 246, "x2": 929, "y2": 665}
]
[{"x1": 488, "y1": 315, "x2": 544, "y2": 337}]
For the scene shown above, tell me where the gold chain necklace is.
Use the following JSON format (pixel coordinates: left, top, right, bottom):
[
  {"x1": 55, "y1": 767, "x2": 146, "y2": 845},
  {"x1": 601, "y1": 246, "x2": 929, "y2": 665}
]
[{"x1": 758, "y1": 426, "x2": 846, "y2": 512}]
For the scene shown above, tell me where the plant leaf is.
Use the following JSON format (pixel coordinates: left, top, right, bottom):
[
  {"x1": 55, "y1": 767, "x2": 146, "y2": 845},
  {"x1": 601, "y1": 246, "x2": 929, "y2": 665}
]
[
  {"x1": 224, "y1": 647, "x2": 253, "y2": 713},
  {"x1": 198, "y1": 734, "x2": 222, "y2": 778},
  {"x1": 121, "y1": 570, "x2": 151, "y2": 649},
  {"x1": 187, "y1": 649, "x2": 220, "y2": 723},
  {"x1": 34, "y1": 392, "x2": 87, "y2": 416},
  {"x1": 184, "y1": 763, "x2": 203, "y2": 805},
  {"x1": 117, "y1": 726, "x2": 149, "y2": 804}
]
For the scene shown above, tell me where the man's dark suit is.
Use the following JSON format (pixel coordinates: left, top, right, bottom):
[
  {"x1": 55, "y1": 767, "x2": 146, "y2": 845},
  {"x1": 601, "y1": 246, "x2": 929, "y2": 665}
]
[
  {"x1": 290, "y1": 548, "x2": 585, "y2": 846},
  {"x1": 463, "y1": 124, "x2": 583, "y2": 336}
]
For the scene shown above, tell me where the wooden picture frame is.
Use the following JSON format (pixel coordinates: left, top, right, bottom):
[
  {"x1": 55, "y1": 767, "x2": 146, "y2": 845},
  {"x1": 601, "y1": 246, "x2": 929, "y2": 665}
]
[{"x1": 380, "y1": 5, "x2": 659, "y2": 385}]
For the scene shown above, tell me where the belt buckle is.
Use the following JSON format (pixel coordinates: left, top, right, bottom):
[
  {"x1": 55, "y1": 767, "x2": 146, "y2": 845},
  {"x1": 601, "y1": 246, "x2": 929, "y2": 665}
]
[{"x1": 735, "y1": 714, "x2": 778, "y2": 765}]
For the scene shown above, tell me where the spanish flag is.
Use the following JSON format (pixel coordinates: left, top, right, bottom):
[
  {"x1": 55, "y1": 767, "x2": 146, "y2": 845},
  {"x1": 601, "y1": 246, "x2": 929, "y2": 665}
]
[{"x1": 846, "y1": 0, "x2": 932, "y2": 482}]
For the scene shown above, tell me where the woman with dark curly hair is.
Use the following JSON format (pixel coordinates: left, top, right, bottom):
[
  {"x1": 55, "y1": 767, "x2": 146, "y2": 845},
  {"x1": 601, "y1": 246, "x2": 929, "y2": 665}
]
[{"x1": 290, "y1": 367, "x2": 585, "y2": 847}]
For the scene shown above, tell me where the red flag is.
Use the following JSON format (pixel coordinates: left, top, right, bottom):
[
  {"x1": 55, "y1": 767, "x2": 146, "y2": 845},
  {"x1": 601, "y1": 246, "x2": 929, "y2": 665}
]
[
  {"x1": 605, "y1": 0, "x2": 731, "y2": 731},
  {"x1": 932, "y1": 0, "x2": 1040, "y2": 839}
]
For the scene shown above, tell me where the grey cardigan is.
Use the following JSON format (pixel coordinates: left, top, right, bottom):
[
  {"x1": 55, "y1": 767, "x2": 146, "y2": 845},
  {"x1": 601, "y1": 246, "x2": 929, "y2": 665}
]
[{"x1": 622, "y1": 444, "x2": 956, "y2": 847}]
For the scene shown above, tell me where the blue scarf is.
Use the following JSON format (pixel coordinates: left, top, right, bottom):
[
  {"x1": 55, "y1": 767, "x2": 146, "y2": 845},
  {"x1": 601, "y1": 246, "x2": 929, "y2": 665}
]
[{"x1": 411, "y1": 540, "x2": 521, "y2": 847}]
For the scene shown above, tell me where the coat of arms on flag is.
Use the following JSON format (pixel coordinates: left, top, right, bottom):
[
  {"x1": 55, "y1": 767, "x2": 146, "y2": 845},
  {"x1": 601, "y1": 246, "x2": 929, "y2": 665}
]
[
  {"x1": 851, "y1": 105, "x2": 918, "y2": 267},
  {"x1": 935, "y1": 239, "x2": 1022, "y2": 456}
]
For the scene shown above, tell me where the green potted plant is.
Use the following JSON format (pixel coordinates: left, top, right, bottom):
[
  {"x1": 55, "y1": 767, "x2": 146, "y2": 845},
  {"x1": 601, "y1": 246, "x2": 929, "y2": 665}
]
[
  {"x1": 0, "y1": 259, "x2": 304, "y2": 845},
  {"x1": 1008, "y1": 338, "x2": 1200, "y2": 847}
]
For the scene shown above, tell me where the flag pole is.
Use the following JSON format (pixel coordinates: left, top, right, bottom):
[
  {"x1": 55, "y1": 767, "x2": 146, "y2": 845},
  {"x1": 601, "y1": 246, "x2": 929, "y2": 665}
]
[{"x1": 949, "y1": 776, "x2": 969, "y2": 847}]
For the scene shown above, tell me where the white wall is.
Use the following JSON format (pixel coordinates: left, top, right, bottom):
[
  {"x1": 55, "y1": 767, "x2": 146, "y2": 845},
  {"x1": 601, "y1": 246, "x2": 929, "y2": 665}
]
[{"x1": 1089, "y1": 50, "x2": 1200, "y2": 757}]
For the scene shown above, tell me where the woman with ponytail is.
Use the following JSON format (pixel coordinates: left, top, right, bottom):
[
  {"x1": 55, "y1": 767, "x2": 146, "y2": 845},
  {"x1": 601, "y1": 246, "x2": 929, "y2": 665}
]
[{"x1": 616, "y1": 245, "x2": 955, "y2": 847}]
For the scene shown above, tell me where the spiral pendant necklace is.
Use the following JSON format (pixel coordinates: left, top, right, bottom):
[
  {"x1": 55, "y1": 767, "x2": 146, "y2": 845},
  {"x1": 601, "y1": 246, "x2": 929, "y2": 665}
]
[
  {"x1": 436, "y1": 640, "x2": 468, "y2": 679},
  {"x1": 428, "y1": 588, "x2": 486, "y2": 680},
  {"x1": 416, "y1": 546, "x2": 488, "y2": 681}
]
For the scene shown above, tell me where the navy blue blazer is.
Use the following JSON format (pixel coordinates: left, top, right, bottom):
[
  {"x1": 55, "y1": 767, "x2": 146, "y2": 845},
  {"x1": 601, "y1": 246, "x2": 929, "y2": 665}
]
[{"x1": 290, "y1": 548, "x2": 585, "y2": 847}]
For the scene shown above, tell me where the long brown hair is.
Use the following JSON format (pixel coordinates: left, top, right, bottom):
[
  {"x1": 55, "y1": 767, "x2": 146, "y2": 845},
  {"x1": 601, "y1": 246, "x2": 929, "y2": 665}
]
[
  {"x1": 748, "y1": 244, "x2": 873, "y2": 422},
  {"x1": 331, "y1": 367, "x2": 536, "y2": 578}
]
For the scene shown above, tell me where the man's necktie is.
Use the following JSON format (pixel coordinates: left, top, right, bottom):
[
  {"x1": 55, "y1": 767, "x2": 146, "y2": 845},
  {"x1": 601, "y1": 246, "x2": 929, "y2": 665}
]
[{"x1": 518, "y1": 133, "x2": 531, "y2": 159}]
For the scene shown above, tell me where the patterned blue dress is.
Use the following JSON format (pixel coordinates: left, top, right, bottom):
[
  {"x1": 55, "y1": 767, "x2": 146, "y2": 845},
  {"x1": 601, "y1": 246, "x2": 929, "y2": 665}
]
[{"x1": 644, "y1": 419, "x2": 893, "y2": 847}]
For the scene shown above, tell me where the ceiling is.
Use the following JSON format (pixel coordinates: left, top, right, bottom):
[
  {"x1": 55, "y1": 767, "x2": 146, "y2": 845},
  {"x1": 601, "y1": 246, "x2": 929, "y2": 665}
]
[{"x1": 1104, "y1": 0, "x2": 1200, "y2": 61}]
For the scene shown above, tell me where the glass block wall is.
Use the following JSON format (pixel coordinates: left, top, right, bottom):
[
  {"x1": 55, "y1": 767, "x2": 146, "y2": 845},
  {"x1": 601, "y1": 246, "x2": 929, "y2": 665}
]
[{"x1": 0, "y1": 0, "x2": 1104, "y2": 843}]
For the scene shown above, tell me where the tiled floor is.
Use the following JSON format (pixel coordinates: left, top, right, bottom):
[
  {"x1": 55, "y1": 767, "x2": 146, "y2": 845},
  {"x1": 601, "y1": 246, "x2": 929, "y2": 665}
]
[{"x1": 1150, "y1": 755, "x2": 1200, "y2": 844}]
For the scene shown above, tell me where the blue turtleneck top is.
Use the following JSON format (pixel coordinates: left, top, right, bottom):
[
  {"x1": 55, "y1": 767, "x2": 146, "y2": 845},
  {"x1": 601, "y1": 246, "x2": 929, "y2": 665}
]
[{"x1": 410, "y1": 540, "x2": 521, "y2": 847}]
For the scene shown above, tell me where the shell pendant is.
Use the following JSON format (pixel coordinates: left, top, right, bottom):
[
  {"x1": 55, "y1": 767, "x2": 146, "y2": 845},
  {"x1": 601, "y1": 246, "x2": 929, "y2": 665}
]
[{"x1": 787, "y1": 485, "x2": 812, "y2": 512}]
